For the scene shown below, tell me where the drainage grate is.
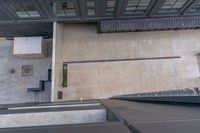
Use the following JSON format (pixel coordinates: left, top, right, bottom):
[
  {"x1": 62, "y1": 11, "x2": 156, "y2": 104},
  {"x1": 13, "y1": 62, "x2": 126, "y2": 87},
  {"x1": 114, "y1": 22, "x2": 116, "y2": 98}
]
[{"x1": 22, "y1": 65, "x2": 33, "y2": 76}]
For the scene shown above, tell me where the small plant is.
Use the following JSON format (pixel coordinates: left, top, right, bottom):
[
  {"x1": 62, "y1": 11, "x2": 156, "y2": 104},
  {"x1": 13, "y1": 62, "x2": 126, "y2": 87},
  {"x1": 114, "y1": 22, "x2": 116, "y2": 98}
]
[{"x1": 62, "y1": 64, "x2": 68, "y2": 87}]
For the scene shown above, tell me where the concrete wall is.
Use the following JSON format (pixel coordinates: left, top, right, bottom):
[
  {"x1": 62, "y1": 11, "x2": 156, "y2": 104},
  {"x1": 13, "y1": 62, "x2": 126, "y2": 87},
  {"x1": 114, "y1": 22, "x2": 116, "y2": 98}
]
[
  {"x1": 0, "y1": 109, "x2": 106, "y2": 128},
  {"x1": 53, "y1": 23, "x2": 200, "y2": 101}
]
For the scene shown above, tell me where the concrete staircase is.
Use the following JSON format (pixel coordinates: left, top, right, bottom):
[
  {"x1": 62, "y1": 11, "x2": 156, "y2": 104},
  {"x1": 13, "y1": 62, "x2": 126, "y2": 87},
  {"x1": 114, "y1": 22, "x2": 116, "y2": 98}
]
[{"x1": 29, "y1": 69, "x2": 52, "y2": 103}]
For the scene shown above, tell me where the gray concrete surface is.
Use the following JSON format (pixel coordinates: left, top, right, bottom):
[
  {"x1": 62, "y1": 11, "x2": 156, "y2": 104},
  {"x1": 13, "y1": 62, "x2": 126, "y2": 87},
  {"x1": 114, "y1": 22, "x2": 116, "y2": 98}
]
[
  {"x1": 0, "y1": 39, "x2": 52, "y2": 104},
  {"x1": 0, "y1": 109, "x2": 107, "y2": 128},
  {"x1": 101, "y1": 99, "x2": 200, "y2": 133},
  {"x1": 52, "y1": 23, "x2": 200, "y2": 101},
  {"x1": 13, "y1": 37, "x2": 47, "y2": 58},
  {"x1": 0, "y1": 122, "x2": 131, "y2": 133}
]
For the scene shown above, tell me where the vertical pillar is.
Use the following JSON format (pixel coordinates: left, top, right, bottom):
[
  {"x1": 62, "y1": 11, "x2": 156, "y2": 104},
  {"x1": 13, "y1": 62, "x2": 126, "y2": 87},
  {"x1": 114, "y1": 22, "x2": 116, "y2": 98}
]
[{"x1": 51, "y1": 22, "x2": 64, "y2": 102}]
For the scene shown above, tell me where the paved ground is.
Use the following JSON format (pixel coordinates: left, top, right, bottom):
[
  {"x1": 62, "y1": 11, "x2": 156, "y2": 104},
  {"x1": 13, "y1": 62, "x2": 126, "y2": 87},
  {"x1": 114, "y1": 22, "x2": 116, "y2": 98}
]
[
  {"x1": 0, "y1": 39, "x2": 52, "y2": 104},
  {"x1": 53, "y1": 24, "x2": 200, "y2": 101}
]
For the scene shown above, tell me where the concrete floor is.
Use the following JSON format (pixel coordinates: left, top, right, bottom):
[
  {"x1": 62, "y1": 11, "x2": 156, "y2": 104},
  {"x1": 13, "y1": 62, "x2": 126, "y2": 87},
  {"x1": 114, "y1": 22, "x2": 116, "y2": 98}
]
[
  {"x1": 52, "y1": 23, "x2": 200, "y2": 101},
  {"x1": 0, "y1": 39, "x2": 52, "y2": 104}
]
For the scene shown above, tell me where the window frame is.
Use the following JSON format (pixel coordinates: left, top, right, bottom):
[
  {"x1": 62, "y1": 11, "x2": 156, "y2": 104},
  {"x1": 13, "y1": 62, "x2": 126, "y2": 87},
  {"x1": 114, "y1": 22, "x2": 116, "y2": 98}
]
[
  {"x1": 86, "y1": 0, "x2": 96, "y2": 17},
  {"x1": 0, "y1": 4, "x2": 12, "y2": 21},
  {"x1": 150, "y1": 0, "x2": 193, "y2": 17},
  {"x1": 2, "y1": 0, "x2": 46, "y2": 20},
  {"x1": 42, "y1": 0, "x2": 80, "y2": 20},
  {"x1": 158, "y1": 0, "x2": 188, "y2": 14},
  {"x1": 183, "y1": 0, "x2": 200, "y2": 15},
  {"x1": 119, "y1": 0, "x2": 157, "y2": 18},
  {"x1": 105, "y1": 0, "x2": 117, "y2": 16}
]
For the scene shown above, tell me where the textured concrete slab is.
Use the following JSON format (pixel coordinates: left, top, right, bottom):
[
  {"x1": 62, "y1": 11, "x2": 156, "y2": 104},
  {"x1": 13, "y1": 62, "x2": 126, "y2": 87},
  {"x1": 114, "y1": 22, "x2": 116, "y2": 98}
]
[
  {"x1": 0, "y1": 122, "x2": 131, "y2": 133},
  {"x1": 101, "y1": 99, "x2": 200, "y2": 133}
]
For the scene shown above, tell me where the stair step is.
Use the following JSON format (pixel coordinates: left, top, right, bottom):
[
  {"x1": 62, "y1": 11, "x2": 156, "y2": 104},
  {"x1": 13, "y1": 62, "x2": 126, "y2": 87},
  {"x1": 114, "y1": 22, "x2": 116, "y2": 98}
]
[{"x1": 27, "y1": 88, "x2": 43, "y2": 92}]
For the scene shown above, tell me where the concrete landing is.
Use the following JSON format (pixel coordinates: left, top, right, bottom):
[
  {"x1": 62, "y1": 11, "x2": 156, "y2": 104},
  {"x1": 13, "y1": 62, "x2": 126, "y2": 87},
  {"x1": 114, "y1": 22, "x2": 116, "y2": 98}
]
[
  {"x1": 0, "y1": 39, "x2": 52, "y2": 104},
  {"x1": 52, "y1": 24, "x2": 200, "y2": 101}
]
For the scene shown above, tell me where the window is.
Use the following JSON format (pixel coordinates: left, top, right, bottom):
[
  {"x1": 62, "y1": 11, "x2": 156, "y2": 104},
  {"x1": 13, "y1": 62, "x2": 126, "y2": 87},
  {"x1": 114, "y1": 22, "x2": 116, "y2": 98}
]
[
  {"x1": 187, "y1": 2, "x2": 200, "y2": 13},
  {"x1": 50, "y1": 0, "x2": 76, "y2": 17},
  {"x1": 124, "y1": 0, "x2": 152, "y2": 15},
  {"x1": 106, "y1": 0, "x2": 115, "y2": 16},
  {"x1": 159, "y1": 0, "x2": 188, "y2": 13},
  {"x1": 87, "y1": 0, "x2": 95, "y2": 16},
  {"x1": 9, "y1": 3, "x2": 40, "y2": 18}
]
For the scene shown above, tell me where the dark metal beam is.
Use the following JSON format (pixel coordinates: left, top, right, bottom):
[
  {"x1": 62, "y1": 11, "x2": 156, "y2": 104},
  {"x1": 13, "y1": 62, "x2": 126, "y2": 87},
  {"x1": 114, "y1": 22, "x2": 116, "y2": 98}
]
[
  {"x1": 183, "y1": 0, "x2": 200, "y2": 15},
  {"x1": 36, "y1": 0, "x2": 52, "y2": 21},
  {"x1": 180, "y1": 0, "x2": 195, "y2": 15},
  {"x1": 63, "y1": 56, "x2": 181, "y2": 64},
  {"x1": 116, "y1": 0, "x2": 128, "y2": 18},
  {"x1": 79, "y1": 0, "x2": 87, "y2": 19},
  {"x1": 148, "y1": 0, "x2": 166, "y2": 16},
  {"x1": 96, "y1": 0, "x2": 106, "y2": 17},
  {"x1": 145, "y1": 0, "x2": 157, "y2": 16}
]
